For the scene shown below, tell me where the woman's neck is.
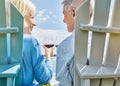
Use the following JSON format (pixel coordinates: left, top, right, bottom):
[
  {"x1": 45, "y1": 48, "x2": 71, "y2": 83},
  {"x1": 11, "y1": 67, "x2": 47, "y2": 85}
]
[{"x1": 24, "y1": 27, "x2": 32, "y2": 34}]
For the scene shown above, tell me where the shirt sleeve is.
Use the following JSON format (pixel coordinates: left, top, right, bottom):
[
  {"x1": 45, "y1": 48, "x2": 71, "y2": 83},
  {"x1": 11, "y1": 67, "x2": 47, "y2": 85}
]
[
  {"x1": 56, "y1": 45, "x2": 73, "y2": 86},
  {"x1": 31, "y1": 39, "x2": 53, "y2": 84}
]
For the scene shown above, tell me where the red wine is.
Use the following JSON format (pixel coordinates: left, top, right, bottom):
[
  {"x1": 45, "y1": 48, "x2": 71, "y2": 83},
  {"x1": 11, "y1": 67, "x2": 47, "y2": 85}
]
[{"x1": 45, "y1": 44, "x2": 54, "y2": 48}]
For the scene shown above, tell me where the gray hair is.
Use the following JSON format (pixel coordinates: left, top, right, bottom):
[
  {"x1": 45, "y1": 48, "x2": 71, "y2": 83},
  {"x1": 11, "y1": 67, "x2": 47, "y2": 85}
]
[
  {"x1": 62, "y1": 0, "x2": 85, "y2": 12},
  {"x1": 62, "y1": 0, "x2": 74, "y2": 11}
]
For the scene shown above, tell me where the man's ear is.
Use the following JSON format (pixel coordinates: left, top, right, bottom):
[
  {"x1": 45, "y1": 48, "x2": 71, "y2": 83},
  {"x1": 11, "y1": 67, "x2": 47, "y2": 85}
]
[{"x1": 71, "y1": 6, "x2": 76, "y2": 17}]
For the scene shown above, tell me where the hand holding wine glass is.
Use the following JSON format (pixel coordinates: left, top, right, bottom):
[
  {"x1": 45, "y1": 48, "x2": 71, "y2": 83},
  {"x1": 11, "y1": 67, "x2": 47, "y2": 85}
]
[{"x1": 43, "y1": 44, "x2": 54, "y2": 60}]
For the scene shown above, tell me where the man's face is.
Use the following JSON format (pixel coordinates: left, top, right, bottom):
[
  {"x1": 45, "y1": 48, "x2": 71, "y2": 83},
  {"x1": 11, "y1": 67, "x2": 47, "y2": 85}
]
[{"x1": 63, "y1": 7, "x2": 75, "y2": 32}]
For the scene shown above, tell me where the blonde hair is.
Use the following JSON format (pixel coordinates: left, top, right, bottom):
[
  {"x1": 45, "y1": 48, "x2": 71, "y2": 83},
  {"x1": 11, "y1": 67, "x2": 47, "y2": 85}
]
[{"x1": 10, "y1": 0, "x2": 36, "y2": 17}]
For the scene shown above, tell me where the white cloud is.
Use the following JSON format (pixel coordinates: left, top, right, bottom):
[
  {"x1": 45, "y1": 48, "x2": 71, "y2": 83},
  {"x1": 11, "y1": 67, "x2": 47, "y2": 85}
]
[
  {"x1": 35, "y1": 9, "x2": 58, "y2": 24},
  {"x1": 49, "y1": 11, "x2": 53, "y2": 15},
  {"x1": 35, "y1": 10, "x2": 49, "y2": 23},
  {"x1": 53, "y1": 15, "x2": 57, "y2": 18}
]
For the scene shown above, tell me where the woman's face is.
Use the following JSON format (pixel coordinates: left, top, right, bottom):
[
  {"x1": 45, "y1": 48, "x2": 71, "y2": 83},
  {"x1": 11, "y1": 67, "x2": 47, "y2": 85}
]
[{"x1": 24, "y1": 11, "x2": 36, "y2": 34}]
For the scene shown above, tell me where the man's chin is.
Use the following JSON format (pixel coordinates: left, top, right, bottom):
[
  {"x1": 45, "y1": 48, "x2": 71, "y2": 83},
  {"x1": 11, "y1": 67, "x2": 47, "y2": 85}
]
[
  {"x1": 68, "y1": 30, "x2": 72, "y2": 32},
  {"x1": 68, "y1": 28, "x2": 73, "y2": 32}
]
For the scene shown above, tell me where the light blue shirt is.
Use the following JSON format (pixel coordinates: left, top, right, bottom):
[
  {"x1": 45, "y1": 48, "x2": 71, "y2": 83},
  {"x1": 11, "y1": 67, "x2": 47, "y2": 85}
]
[
  {"x1": 23, "y1": 34, "x2": 53, "y2": 86},
  {"x1": 56, "y1": 32, "x2": 74, "y2": 86}
]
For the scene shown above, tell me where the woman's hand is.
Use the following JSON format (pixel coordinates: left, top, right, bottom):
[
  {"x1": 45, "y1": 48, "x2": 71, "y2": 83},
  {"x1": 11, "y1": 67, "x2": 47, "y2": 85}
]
[{"x1": 43, "y1": 45, "x2": 54, "y2": 60}]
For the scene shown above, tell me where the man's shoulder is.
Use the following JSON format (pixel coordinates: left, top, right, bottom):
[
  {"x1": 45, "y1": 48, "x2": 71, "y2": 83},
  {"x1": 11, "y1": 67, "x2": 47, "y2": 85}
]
[
  {"x1": 60, "y1": 34, "x2": 74, "y2": 46},
  {"x1": 58, "y1": 35, "x2": 74, "y2": 52},
  {"x1": 60, "y1": 35, "x2": 73, "y2": 46}
]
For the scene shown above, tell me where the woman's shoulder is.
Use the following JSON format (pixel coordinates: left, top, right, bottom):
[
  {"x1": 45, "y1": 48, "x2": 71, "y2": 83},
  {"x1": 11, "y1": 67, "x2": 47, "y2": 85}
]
[{"x1": 23, "y1": 34, "x2": 40, "y2": 46}]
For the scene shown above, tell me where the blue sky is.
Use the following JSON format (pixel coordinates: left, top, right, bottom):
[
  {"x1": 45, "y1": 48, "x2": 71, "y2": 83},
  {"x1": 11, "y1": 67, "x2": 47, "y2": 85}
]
[{"x1": 31, "y1": 0, "x2": 66, "y2": 31}]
